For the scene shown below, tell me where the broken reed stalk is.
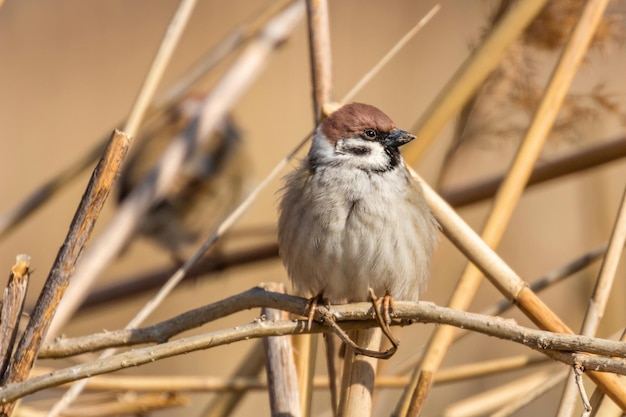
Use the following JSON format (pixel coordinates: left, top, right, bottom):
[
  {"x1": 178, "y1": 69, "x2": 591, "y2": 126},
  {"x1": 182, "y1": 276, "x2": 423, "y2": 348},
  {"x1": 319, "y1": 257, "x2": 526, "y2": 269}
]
[
  {"x1": 402, "y1": 0, "x2": 549, "y2": 164},
  {"x1": 0, "y1": 131, "x2": 130, "y2": 417},
  {"x1": 400, "y1": 0, "x2": 614, "y2": 414},
  {"x1": 262, "y1": 283, "x2": 301, "y2": 417},
  {"x1": 556, "y1": 187, "x2": 626, "y2": 417},
  {"x1": 0, "y1": 255, "x2": 31, "y2": 378}
]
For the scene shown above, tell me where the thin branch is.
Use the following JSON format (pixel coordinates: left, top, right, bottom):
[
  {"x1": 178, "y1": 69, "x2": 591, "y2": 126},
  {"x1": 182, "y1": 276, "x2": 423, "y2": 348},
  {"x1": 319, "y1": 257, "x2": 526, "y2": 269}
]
[
  {"x1": 440, "y1": 135, "x2": 626, "y2": 208},
  {"x1": 0, "y1": 131, "x2": 130, "y2": 416},
  {"x1": 556, "y1": 187, "x2": 626, "y2": 417},
  {"x1": 0, "y1": 255, "x2": 31, "y2": 377},
  {"x1": 5, "y1": 292, "x2": 626, "y2": 404}
]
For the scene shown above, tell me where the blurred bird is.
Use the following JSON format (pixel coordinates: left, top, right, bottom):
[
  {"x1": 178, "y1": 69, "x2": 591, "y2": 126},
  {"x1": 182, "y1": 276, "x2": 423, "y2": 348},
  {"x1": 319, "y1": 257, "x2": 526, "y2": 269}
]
[
  {"x1": 117, "y1": 96, "x2": 251, "y2": 262},
  {"x1": 278, "y1": 103, "x2": 438, "y2": 354}
]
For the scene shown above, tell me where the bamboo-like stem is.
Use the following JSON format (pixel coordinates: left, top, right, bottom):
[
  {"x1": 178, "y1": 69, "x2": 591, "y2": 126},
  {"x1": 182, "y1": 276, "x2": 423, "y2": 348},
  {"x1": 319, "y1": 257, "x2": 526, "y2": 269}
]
[
  {"x1": 300, "y1": 1, "x2": 334, "y2": 415},
  {"x1": 0, "y1": 131, "x2": 130, "y2": 417},
  {"x1": 338, "y1": 329, "x2": 382, "y2": 417},
  {"x1": 263, "y1": 284, "x2": 301, "y2": 417},
  {"x1": 588, "y1": 330, "x2": 626, "y2": 417},
  {"x1": 400, "y1": 0, "x2": 613, "y2": 413},
  {"x1": 403, "y1": 0, "x2": 549, "y2": 164},
  {"x1": 556, "y1": 187, "x2": 626, "y2": 417}
]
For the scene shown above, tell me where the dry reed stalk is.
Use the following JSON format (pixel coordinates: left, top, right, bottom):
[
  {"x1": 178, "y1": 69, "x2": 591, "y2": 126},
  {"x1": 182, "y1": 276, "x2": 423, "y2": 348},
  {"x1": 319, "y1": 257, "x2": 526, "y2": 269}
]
[
  {"x1": 295, "y1": 2, "x2": 335, "y2": 415},
  {"x1": 0, "y1": 255, "x2": 31, "y2": 378},
  {"x1": 442, "y1": 370, "x2": 557, "y2": 417},
  {"x1": 338, "y1": 329, "x2": 383, "y2": 417},
  {"x1": 399, "y1": 0, "x2": 614, "y2": 414},
  {"x1": 402, "y1": 0, "x2": 549, "y2": 165},
  {"x1": 0, "y1": 131, "x2": 130, "y2": 417},
  {"x1": 556, "y1": 188, "x2": 626, "y2": 416},
  {"x1": 489, "y1": 370, "x2": 570, "y2": 417},
  {"x1": 588, "y1": 330, "x2": 626, "y2": 417},
  {"x1": 199, "y1": 341, "x2": 266, "y2": 417},
  {"x1": 263, "y1": 284, "x2": 301, "y2": 417}
]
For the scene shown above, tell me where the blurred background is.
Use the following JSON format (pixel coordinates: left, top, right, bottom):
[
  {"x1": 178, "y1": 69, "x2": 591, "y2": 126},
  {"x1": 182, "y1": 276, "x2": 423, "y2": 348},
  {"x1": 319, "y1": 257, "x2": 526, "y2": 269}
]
[{"x1": 1, "y1": 0, "x2": 626, "y2": 416}]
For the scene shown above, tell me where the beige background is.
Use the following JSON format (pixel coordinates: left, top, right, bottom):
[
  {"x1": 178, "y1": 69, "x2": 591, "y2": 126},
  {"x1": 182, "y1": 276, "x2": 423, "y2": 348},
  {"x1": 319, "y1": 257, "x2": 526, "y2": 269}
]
[{"x1": 1, "y1": 1, "x2": 625, "y2": 416}]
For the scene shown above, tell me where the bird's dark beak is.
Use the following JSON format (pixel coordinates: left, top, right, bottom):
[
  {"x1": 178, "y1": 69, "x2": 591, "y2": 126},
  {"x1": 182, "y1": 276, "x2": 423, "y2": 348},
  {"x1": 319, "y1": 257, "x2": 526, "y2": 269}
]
[{"x1": 383, "y1": 129, "x2": 415, "y2": 148}]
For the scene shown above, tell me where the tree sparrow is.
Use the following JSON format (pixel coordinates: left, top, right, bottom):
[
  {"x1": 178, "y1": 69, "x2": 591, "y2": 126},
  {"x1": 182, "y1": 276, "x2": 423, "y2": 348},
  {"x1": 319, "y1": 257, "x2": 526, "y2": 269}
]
[
  {"x1": 278, "y1": 103, "x2": 438, "y2": 327},
  {"x1": 117, "y1": 99, "x2": 250, "y2": 262}
]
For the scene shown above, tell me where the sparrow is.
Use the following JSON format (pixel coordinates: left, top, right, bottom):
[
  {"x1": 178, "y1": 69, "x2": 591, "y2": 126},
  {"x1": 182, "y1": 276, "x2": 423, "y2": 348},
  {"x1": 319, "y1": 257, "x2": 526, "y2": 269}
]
[
  {"x1": 117, "y1": 97, "x2": 250, "y2": 262},
  {"x1": 278, "y1": 103, "x2": 438, "y2": 332}
]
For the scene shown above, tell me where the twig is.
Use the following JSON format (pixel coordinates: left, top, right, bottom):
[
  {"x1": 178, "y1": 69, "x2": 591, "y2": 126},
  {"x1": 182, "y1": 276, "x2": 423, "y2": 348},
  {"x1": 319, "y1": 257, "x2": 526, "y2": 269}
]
[
  {"x1": 440, "y1": 135, "x2": 626, "y2": 208},
  {"x1": 556, "y1": 187, "x2": 626, "y2": 417},
  {"x1": 575, "y1": 363, "x2": 593, "y2": 417},
  {"x1": 0, "y1": 255, "x2": 31, "y2": 377},
  {"x1": 262, "y1": 283, "x2": 301, "y2": 417},
  {"x1": 0, "y1": 131, "x2": 130, "y2": 417},
  {"x1": 199, "y1": 340, "x2": 266, "y2": 417},
  {"x1": 402, "y1": 0, "x2": 615, "y2": 410},
  {"x1": 403, "y1": 0, "x2": 549, "y2": 164}
]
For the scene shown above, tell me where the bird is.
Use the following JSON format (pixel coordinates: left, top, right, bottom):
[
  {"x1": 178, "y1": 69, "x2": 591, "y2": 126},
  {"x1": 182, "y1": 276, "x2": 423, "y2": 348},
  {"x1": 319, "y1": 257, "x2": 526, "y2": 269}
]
[
  {"x1": 278, "y1": 102, "x2": 438, "y2": 354},
  {"x1": 117, "y1": 97, "x2": 251, "y2": 263}
]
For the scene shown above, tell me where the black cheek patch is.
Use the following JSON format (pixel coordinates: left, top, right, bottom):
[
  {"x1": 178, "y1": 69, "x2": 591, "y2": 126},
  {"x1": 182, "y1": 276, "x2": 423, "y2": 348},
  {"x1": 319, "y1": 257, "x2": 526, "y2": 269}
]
[{"x1": 347, "y1": 146, "x2": 371, "y2": 155}]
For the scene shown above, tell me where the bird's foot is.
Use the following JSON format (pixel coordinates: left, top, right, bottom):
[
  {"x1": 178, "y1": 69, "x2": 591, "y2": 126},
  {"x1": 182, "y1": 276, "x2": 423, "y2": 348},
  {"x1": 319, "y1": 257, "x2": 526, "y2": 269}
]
[{"x1": 368, "y1": 288, "x2": 400, "y2": 357}]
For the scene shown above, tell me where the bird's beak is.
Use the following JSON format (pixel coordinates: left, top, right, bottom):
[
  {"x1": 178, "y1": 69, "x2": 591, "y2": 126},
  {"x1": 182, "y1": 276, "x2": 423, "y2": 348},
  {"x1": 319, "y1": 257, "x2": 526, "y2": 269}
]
[{"x1": 383, "y1": 129, "x2": 416, "y2": 148}]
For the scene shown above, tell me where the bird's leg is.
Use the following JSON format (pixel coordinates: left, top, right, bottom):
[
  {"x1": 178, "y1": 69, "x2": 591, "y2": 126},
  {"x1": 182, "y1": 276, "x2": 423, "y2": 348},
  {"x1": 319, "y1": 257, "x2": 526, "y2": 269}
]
[
  {"x1": 368, "y1": 288, "x2": 400, "y2": 354},
  {"x1": 305, "y1": 293, "x2": 327, "y2": 331}
]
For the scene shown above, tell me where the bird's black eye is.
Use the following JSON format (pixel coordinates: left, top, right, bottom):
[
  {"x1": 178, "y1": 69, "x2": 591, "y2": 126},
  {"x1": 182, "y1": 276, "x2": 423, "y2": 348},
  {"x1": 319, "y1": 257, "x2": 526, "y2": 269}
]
[{"x1": 363, "y1": 129, "x2": 377, "y2": 139}]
